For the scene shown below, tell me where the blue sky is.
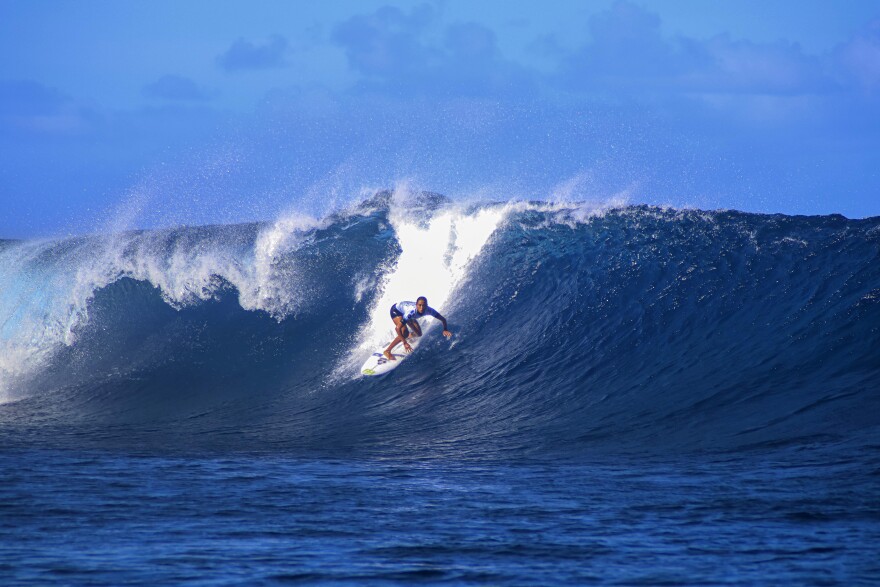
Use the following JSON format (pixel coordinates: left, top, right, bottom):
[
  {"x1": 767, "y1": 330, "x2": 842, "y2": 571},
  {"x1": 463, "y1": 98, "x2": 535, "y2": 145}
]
[{"x1": 1, "y1": 1, "x2": 879, "y2": 237}]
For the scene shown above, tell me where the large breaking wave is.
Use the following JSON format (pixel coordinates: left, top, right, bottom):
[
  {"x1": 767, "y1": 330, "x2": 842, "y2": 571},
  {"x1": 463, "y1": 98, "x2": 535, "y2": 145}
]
[{"x1": 1, "y1": 189, "x2": 879, "y2": 457}]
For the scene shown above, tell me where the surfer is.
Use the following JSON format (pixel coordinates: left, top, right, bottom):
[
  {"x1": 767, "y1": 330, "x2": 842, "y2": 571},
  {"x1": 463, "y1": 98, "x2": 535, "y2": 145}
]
[{"x1": 384, "y1": 297, "x2": 452, "y2": 360}]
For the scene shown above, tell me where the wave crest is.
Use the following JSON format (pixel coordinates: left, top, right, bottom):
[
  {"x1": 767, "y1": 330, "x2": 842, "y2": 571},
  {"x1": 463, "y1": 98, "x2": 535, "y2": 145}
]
[{"x1": 1, "y1": 197, "x2": 878, "y2": 456}]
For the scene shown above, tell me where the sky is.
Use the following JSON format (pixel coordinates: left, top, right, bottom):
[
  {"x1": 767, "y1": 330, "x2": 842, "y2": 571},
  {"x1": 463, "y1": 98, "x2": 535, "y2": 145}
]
[{"x1": 1, "y1": 0, "x2": 879, "y2": 237}]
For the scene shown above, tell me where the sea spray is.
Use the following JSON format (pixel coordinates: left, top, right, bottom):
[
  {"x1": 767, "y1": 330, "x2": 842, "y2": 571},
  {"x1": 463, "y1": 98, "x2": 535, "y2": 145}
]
[
  {"x1": 358, "y1": 193, "x2": 507, "y2": 353},
  {"x1": 0, "y1": 199, "x2": 877, "y2": 457}
]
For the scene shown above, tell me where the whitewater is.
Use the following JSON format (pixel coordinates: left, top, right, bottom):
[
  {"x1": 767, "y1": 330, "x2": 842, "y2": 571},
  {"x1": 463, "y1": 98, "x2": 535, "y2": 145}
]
[
  {"x1": 1, "y1": 188, "x2": 877, "y2": 455},
  {"x1": 1, "y1": 188, "x2": 879, "y2": 584}
]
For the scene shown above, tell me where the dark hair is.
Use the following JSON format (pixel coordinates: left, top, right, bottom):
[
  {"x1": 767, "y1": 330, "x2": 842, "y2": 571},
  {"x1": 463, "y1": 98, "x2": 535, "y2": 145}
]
[{"x1": 416, "y1": 296, "x2": 428, "y2": 305}]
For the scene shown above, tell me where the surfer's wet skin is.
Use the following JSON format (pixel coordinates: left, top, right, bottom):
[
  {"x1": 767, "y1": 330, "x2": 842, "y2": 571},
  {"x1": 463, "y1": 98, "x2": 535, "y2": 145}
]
[
  {"x1": 1, "y1": 193, "x2": 879, "y2": 585},
  {"x1": 363, "y1": 298, "x2": 449, "y2": 375}
]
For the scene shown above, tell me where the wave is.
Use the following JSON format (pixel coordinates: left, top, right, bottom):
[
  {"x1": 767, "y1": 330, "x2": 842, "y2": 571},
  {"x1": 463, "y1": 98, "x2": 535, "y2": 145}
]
[{"x1": 1, "y1": 190, "x2": 879, "y2": 456}]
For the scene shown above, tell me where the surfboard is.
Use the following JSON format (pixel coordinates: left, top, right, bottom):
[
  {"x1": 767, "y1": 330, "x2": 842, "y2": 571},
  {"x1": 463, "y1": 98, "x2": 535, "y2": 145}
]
[{"x1": 361, "y1": 324, "x2": 424, "y2": 376}]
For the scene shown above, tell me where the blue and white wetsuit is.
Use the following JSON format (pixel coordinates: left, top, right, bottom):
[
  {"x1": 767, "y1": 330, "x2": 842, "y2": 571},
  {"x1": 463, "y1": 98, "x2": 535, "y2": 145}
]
[{"x1": 389, "y1": 301, "x2": 443, "y2": 323}]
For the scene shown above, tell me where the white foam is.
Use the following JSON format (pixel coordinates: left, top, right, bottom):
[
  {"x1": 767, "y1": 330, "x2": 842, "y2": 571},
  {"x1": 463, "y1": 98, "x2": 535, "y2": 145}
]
[
  {"x1": 245, "y1": 212, "x2": 326, "y2": 317},
  {"x1": 0, "y1": 187, "x2": 631, "y2": 400},
  {"x1": 352, "y1": 185, "x2": 507, "y2": 363},
  {"x1": 0, "y1": 210, "x2": 327, "y2": 402},
  {"x1": 0, "y1": 237, "x2": 98, "y2": 402}
]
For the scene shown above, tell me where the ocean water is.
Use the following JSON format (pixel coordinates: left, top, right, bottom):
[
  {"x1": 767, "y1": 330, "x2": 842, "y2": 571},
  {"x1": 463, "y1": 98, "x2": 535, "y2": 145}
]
[{"x1": 1, "y1": 190, "x2": 879, "y2": 584}]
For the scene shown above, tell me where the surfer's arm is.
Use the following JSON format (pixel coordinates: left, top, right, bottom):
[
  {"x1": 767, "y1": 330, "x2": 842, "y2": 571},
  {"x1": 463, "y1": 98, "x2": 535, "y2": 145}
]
[
  {"x1": 428, "y1": 308, "x2": 452, "y2": 338},
  {"x1": 396, "y1": 321, "x2": 414, "y2": 351}
]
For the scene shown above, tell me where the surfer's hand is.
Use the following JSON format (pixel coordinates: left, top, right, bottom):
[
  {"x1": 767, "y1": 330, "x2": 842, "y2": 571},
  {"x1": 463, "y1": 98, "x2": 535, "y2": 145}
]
[
  {"x1": 404, "y1": 342, "x2": 413, "y2": 353},
  {"x1": 442, "y1": 330, "x2": 452, "y2": 338}
]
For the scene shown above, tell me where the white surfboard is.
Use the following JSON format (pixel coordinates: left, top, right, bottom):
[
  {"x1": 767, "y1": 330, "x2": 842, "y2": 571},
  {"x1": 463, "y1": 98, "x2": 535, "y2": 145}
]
[{"x1": 361, "y1": 322, "x2": 425, "y2": 376}]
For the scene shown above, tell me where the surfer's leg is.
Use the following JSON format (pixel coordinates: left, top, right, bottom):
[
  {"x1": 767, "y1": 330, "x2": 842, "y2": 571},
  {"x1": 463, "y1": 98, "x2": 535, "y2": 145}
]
[
  {"x1": 408, "y1": 319, "x2": 422, "y2": 338},
  {"x1": 385, "y1": 320, "x2": 409, "y2": 360},
  {"x1": 384, "y1": 335, "x2": 403, "y2": 360}
]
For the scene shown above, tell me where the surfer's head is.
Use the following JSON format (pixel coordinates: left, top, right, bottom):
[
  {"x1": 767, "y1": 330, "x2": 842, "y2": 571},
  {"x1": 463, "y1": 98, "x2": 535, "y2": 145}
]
[{"x1": 416, "y1": 296, "x2": 428, "y2": 313}]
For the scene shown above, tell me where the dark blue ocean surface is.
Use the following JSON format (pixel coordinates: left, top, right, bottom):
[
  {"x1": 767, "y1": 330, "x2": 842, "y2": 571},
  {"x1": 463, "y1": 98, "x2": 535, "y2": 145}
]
[
  {"x1": 2, "y1": 447, "x2": 879, "y2": 585},
  {"x1": 1, "y1": 195, "x2": 879, "y2": 583}
]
